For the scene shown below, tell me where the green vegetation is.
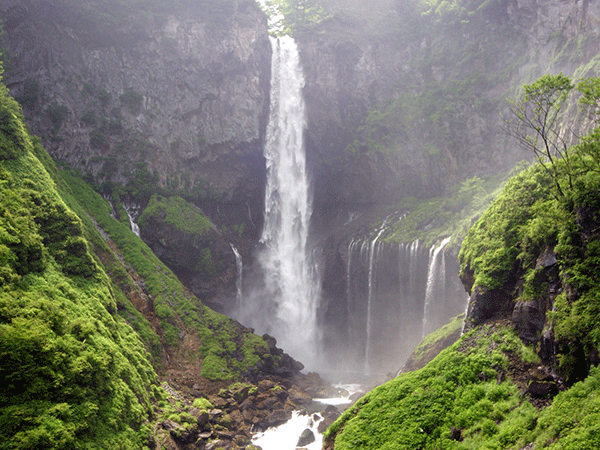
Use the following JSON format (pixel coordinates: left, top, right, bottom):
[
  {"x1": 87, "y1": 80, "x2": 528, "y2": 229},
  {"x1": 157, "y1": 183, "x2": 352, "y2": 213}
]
[
  {"x1": 326, "y1": 324, "x2": 540, "y2": 450},
  {"x1": 59, "y1": 170, "x2": 269, "y2": 380},
  {"x1": 0, "y1": 61, "x2": 158, "y2": 450},
  {"x1": 329, "y1": 74, "x2": 600, "y2": 449},
  {"x1": 0, "y1": 55, "x2": 276, "y2": 448},
  {"x1": 380, "y1": 174, "x2": 505, "y2": 248},
  {"x1": 139, "y1": 194, "x2": 212, "y2": 236},
  {"x1": 460, "y1": 76, "x2": 600, "y2": 380},
  {"x1": 327, "y1": 322, "x2": 600, "y2": 449}
]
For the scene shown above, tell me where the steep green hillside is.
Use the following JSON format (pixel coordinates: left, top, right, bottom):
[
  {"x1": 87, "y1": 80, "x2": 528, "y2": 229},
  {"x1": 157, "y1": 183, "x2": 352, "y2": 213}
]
[
  {"x1": 324, "y1": 76, "x2": 600, "y2": 449},
  {"x1": 0, "y1": 64, "x2": 158, "y2": 449},
  {"x1": 0, "y1": 60, "x2": 302, "y2": 448}
]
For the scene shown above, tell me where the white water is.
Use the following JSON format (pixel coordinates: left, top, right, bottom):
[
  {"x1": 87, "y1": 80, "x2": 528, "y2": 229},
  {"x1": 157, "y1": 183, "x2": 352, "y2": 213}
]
[
  {"x1": 251, "y1": 35, "x2": 320, "y2": 363},
  {"x1": 230, "y1": 244, "x2": 243, "y2": 309},
  {"x1": 123, "y1": 203, "x2": 141, "y2": 237},
  {"x1": 252, "y1": 411, "x2": 323, "y2": 450},
  {"x1": 364, "y1": 226, "x2": 386, "y2": 374},
  {"x1": 422, "y1": 236, "x2": 452, "y2": 338}
]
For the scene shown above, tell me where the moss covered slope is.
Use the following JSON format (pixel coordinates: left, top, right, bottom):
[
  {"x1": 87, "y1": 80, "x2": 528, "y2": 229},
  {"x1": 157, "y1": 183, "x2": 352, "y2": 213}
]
[
  {"x1": 0, "y1": 62, "x2": 296, "y2": 448},
  {"x1": 0, "y1": 65, "x2": 158, "y2": 449}
]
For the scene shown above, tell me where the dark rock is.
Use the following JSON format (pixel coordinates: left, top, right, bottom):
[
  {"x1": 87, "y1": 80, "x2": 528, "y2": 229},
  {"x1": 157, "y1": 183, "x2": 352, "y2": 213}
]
[
  {"x1": 512, "y1": 299, "x2": 546, "y2": 343},
  {"x1": 234, "y1": 434, "x2": 252, "y2": 446},
  {"x1": 197, "y1": 412, "x2": 210, "y2": 427},
  {"x1": 232, "y1": 385, "x2": 251, "y2": 403},
  {"x1": 288, "y1": 388, "x2": 313, "y2": 406},
  {"x1": 205, "y1": 440, "x2": 233, "y2": 450},
  {"x1": 450, "y1": 427, "x2": 463, "y2": 441},
  {"x1": 216, "y1": 430, "x2": 235, "y2": 440},
  {"x1": 229, "y1": 409, "x2": 244, "y2": 426},
  {"x1": 147, "y1": 433, "x2": 157, "y2": 449},
  {"x1": 297, "y1": 428, "x2": 316, "y2": 447},
  {"x1": 527, "y1": 380, "x2": 558, "y2": 398},
  {"x1": 258, "y1": 379, "x2": 277, "y2": 392},
  {"x1": 263, "y1": 409, "x2": 292, "y2": 428},
  {"x1": 464, "y1": 285, "x2": 513, "y2": 331},
  {"x1": 208, "y1": 409, "x2": 224, "y2": 421}
]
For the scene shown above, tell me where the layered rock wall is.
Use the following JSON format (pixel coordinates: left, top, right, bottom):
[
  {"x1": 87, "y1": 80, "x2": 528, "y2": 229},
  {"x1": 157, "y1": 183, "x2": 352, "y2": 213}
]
[{"x1": 1, "y1": 0, "x2": 271, "y2": 227}]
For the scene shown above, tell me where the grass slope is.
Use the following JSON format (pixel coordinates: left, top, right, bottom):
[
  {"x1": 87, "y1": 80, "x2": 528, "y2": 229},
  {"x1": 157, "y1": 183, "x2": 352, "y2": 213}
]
[{"x1": 0, "y1": 65, "x2": 158, "y2": 449}]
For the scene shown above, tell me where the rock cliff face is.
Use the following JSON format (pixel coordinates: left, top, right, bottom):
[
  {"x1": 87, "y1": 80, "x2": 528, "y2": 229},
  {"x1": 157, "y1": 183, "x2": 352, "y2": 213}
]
[
  {"x1": 297, "y1": 0, "x2": 600, "y2": 222},
  {"x1": 1, "y1": 0, "x2": 271, "y2": 229}
]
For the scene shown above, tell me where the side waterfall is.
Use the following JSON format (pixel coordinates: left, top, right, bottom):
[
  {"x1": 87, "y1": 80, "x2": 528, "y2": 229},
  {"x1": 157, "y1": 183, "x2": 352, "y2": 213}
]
[
  {"x1": 230, "y1": 244, "x2": 243, "y2": 309},
  {"x1": 242, "y1": 36, "x2": 320, "y2": 364},
  {"x1": 123, "y1": 203, "x2": 141, "y2": 237},
  {"x1": 422, "y1": 236, "x2": 452, "y2": 338},
  {"x1": 340, "y1": 236, "x2": 466, "y2": 374}
]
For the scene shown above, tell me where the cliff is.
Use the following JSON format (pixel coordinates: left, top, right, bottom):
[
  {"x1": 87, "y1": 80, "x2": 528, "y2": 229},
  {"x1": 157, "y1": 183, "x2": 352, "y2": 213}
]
[
  {"x1": 1, "y1": 0, "x2": 270, "y2": 227},
  {"x1": 299, "y1": 0, "x2": 600, "y2": 221}
]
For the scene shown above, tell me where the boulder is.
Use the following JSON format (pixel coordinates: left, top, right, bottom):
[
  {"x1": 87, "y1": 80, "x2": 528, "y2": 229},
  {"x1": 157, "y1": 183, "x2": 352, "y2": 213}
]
[
  {"x1": 263, "y1": 409, "x2": 292, "y2": 428},
  {"x1": 297, "y1": 428, "x2": 316, "y2": 447},
  {"x1": 464, "y1": 285, "x2": 513, "y2": 331},
  {"x1": 512, "y1": 299, "x2": 545, "y2": 343}
]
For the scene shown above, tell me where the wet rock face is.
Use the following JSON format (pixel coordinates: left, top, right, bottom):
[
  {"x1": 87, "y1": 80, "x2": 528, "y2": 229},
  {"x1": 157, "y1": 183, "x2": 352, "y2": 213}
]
[
  {"x1": 1, "y1": 0, "x2": 270, "y2": 219},
  {"x1": 464, "y1": 285, "x2": 514, "y2": 331},
  {"x1": 138, "y1": 195, "x2": 238, "y2": 312}
]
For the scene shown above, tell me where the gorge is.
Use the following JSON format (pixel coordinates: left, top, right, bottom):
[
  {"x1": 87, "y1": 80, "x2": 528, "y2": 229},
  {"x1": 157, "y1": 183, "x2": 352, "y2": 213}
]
[{"x1": 3, "y1": 0, "x2": 600, "y2": 449}]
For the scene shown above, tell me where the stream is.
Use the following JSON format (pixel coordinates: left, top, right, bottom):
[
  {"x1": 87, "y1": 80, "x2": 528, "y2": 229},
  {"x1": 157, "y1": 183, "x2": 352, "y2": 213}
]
[{"x1": 252, "y1": 384, "x2": 358, "y2": 450}]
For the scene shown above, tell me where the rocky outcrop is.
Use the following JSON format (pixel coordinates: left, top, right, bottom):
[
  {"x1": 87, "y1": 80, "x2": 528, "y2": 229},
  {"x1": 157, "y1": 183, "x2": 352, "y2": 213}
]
[
  {"x1": 298, "y1": 0, "x2": 600, "y2": 224},
  {"x1": 1, "y1": 0, "x2": 271, "y2": 229},
  {"x1": 138, "y1": 194, "x2": 238, "y2": 312}
]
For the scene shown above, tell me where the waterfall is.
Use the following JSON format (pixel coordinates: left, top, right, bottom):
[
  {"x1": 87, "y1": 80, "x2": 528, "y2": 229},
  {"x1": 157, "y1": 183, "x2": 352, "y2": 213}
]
[
  {"x1": 338, "y1": 234, "x2": 469, "y2": 375},
  {"x1": 346, "y1": 239, "x2": 357, "y2": 342},
  {"x1": 364, "y1": 227, "x2": 386, "y2": 373},
  {"x1": 123, "y1": 203, "x2": 141, "y2": 237},
  {"x1": 422, "y1": 236, "x2": 452, "y2": 338},
  {"x1": 230, "y1": 244, "x2": 243, "y2": 309},
  {"x1": 246, "y1": 35, "x2": 319, "y2": 363}
]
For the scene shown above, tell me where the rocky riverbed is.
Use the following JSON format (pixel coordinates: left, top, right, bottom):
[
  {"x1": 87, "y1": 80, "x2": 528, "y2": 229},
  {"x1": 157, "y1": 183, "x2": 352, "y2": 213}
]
[{"x1": 153, "y1": 370, "x2": 353, "y2": 450}]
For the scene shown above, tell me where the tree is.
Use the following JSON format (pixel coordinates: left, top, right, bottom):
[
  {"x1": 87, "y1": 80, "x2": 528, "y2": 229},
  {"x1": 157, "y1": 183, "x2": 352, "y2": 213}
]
[
  {"x1": 262, "y1": 0, "x2": 329, "y2": 35},
  {"x1": 504, "y1": 73, "x2": 575, "y2": 196}
]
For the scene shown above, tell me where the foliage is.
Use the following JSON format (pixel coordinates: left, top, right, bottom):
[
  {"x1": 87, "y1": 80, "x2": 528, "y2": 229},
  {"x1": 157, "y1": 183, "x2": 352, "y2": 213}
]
[
  {"x1": 527, "y1": 366, "x2": 600, "y2": 449},
  {"x1": 119, "y1": 88, "x2": 143, "y2": 114},
  {"x1": 261, "y1": 0, "x2": 331, "y2": 35},
  {"x1": 138, "y1": 194, "x2": 212, "y2": 236},
  {"x1": 420, "y1": 0, "x2": 506, "y2": 27},
  {"x1": 326, "y1": 324, "x2": 539, "y2": 450},
  {"x1": 505, "y1": 74, "x2": 576, "y2": 196},
  {"x1": 460, "y1": 124, "x2": 600, "y2": 379},
  {"x1": 459, "y1": 164, "x2": 557, "y2": 290},
  {"x1": 59, "y1": 171, "x2": 269, "y2": 381},
  {"x1": 383, "y1": 174, "x2": 504, "y2": 247},
  {"x1": 0, "y1": 76, "x2": 158, "y2": 449}
]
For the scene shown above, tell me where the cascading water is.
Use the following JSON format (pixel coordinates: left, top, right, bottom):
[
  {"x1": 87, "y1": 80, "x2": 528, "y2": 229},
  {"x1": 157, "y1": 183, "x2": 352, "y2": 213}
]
[
  {"x1": 364, "y1": 227, "x2": 386, "y2": 374},
  {"x1": 338, "y1": 235, "x2": 467, "y2": 375},
  {"x1": 241, "y1": 35, "x2": 320, "y2": 364},
  {"x1": 123, "y1": 203, "x2": 141, "y2": 237},
  {"x1": 230, "y1": 244, "x2": 243, "y2": 309},
  {"x1": 422, "y1": 236, "x2": 452, "y2": 338}
]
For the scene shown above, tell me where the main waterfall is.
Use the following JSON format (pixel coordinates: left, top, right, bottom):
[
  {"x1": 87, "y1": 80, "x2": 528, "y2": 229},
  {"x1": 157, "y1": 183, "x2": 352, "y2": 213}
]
[{"x1": 240, "y1": 36, "x2": 320, "y2": 364}]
